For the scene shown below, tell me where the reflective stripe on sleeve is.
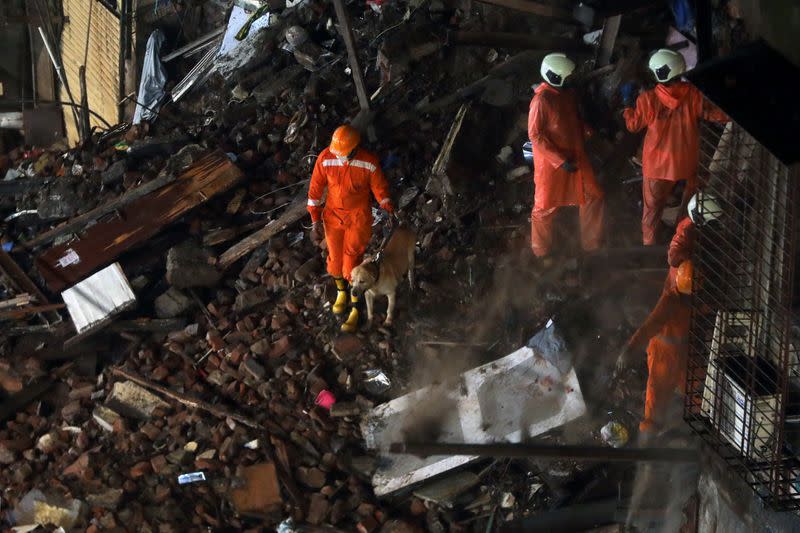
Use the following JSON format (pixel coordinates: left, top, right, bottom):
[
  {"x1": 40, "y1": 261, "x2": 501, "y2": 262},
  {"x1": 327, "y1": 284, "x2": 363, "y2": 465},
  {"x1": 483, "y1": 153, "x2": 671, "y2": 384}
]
[{"x1": 349, "y1": 159, "x2": 377, "y2": 172}]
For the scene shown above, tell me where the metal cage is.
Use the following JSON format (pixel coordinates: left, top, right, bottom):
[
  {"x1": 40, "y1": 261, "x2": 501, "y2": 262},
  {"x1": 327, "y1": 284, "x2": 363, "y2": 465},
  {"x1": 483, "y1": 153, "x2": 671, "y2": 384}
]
[{"x1": 684, "y1": 120, "x2": 800, "y2": 511}]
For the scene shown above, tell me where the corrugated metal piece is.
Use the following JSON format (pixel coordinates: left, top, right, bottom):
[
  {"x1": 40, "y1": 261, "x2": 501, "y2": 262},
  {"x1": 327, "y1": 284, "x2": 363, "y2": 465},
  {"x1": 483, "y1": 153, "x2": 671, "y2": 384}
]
[
  {"x1": 62, "y1": 262, "x2": 136, "y2": 334},
  {"x1": 37, "y1": 152, "x2": 243, "y2": 292}
]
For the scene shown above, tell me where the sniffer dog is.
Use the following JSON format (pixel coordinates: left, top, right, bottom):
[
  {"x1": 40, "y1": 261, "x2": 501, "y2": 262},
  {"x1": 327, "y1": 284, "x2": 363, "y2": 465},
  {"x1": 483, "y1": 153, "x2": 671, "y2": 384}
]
[{"x1": 349, "y1": 227, "x2": 416, "y2": 327}]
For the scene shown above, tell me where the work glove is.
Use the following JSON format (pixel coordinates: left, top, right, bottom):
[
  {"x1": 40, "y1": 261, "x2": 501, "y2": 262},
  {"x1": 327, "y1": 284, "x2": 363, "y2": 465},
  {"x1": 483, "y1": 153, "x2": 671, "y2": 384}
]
[
  {"x1": 560, "y1": 160, "x2": 578, "y2": 173},
  {"x1": 311, "y1": 221, "x2": 325, "y2": 244},
  {"x1": 620, "y1": 82, "x2": 637, "y2": 108}
]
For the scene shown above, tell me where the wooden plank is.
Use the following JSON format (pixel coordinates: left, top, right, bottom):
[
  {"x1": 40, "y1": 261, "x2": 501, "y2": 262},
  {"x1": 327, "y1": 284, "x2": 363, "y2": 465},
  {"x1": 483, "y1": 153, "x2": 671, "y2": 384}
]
[
  {"x1": 596, "y1": 15, "x2": 622, "y2": 67},
  {"x1": 331, "y1": 0, "x2": 370, "y2": 112},
  {"x1": 22, "y1": 171, "x2": 179, "y2": 250},
  {"x1": 110, "y1": 367, "x2": 263, "y2": 429},
  {"x1": 0, "y1": 303, "x2": 65, "y2": 320},
  {"x1": 0, "y1": 250, "x2": 60, "y2": 323},
  {"x1": 473, "y1": 0, "x2": 572, "y2": 18},
  {"x1": 217, "y1": 198, "x2": 307, "y2": 270},
  {"x1": 37, "y1": 152, "x2": 243, "y2": 292},
  {"x1": 107, "y1": 318, "x2": 188, "y2": 332},
  {"x1": 0, "y1": 294, "x2": 33, "y2": 310}
]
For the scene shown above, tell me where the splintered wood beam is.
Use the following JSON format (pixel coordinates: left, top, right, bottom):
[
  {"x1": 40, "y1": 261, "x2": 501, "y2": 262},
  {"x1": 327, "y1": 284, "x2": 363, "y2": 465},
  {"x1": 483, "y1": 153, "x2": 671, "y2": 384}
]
[
  {"x1": 596, "y1": 15, "x2": 622, "y2": 67},
  {"x1": 37, "y1": 152, "x2": 243, "y2": 292},
  {"x1": 0, "y1": 249, "x2": 60, "y2": 323},
  {"x1": 110, "y1": 367, "x2": 263, "y2": 429},
  {"x1": 22, "y1": 171, "x2": 179, "y2": 250},
  {"x1": 217, "y1": 197, "x2": 308, "y2": 270},
  {"x1": 331, "y1": 0, "x2": 371, "y2": 112}
]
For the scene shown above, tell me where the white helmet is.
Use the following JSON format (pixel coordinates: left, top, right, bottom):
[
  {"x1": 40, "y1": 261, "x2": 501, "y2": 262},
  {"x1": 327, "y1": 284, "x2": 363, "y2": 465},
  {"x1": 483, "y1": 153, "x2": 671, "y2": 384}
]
[
  {"x1": 540, "y1": 53, "x2": 576, "y2": 88},
  {"x1": 648, "y1": 49, "x2": 686, "y2": 83},
  {"x1": 688, "y1": 191, "x2": 722, "y2": 225}
]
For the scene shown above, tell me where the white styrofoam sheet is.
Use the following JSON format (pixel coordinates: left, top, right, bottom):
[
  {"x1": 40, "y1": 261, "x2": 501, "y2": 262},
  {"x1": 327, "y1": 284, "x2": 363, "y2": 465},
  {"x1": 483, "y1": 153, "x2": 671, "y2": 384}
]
[
  {"x1": 361, "y1": 346, "x2": 586, "y2": 496},
  {"x1": 62, "y1": 262, "x2": 136, "y2": 334}
]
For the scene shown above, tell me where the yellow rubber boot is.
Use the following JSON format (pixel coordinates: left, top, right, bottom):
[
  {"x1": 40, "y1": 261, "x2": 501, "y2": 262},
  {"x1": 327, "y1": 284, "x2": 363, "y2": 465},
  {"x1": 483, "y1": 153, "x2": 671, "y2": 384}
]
[
  {"x1": 332, "y1": 278, "x2": 347, "y2": 315},
  {"x1": 341, "y1": 293, "x2": 360, "y2": 333}
]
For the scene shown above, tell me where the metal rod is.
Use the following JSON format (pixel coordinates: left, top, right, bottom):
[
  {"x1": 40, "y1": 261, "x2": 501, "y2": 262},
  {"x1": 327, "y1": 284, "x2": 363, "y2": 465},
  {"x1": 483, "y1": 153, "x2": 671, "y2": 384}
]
[
  {"x1": 390, "y1": 442, "x2": 699, "y2": 463},
  {"x1": 118, "y1": 0, "x2": 131, "y2": 123}
]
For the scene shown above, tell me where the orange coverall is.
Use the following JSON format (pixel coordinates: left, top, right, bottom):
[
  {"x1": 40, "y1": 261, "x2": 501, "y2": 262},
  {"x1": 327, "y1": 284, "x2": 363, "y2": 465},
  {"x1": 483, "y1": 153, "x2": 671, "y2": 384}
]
[
  {"x1": 626, "y1": 274, "x2": 691, "y2": 432},
  {"x1": 667, "y1": 216, "x2": 695, "y2": 282},
  {"x1": 308, "y1": 147, "x2": 392, "y2": 281},
  {"x1": 623, "y1": 82, "x2": 728, "y2": 245},
  {"x1": 528, "y1": 83, "x2": 604, "y2": 257}
]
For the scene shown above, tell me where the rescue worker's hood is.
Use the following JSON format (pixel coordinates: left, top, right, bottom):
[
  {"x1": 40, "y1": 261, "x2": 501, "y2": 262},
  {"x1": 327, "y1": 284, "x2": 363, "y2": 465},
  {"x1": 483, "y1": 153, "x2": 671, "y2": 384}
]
[
  {"x1": 534, "y1": 83, "x2": 559, "y2": 97},
  {"x1": 655, "y1": 82, "x2": 690, "y2": 109}
]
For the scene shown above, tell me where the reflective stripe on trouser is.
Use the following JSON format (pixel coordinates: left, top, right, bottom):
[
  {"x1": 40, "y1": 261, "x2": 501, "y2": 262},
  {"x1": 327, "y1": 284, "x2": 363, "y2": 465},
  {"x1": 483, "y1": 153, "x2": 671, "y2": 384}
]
[
  {"x1": 323, "y1": 209, "x2": 372, "y2": 281},
  {"x1": 640, "y1": 336, "x2": 688, "y2": 432},
  {"x1": 531, "y1": 194, "x2": 605, "y2": 257},
  {"x1": 641, "y1": 177, "x2": 696, "y2": 245}
]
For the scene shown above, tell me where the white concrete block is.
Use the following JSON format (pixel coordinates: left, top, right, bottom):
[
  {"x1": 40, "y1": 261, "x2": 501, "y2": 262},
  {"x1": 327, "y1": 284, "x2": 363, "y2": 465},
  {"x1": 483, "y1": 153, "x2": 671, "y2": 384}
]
[{"x1": 361, "y1": 346, "x2": 586, "y2": 496}]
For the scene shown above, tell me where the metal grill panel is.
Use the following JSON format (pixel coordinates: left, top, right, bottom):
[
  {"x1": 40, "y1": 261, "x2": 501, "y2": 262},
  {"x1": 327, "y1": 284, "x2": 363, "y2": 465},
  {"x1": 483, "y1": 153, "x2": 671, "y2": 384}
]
[{"x1": 685, "y1": 120, "x2": 800, "y2": 511}]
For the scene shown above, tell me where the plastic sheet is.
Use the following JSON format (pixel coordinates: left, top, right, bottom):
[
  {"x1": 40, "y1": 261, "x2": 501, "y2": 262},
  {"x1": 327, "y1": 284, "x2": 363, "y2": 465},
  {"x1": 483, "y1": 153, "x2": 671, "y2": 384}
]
[{"x1": 133, "y1": 30, "x2": 167, "y2": 124}]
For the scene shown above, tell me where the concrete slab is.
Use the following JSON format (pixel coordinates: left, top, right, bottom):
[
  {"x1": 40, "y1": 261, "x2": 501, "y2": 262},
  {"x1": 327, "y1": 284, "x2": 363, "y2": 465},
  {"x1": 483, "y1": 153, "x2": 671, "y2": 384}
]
[{"x1": 361, "y1": 346, "x2": 586, "y2": 496}]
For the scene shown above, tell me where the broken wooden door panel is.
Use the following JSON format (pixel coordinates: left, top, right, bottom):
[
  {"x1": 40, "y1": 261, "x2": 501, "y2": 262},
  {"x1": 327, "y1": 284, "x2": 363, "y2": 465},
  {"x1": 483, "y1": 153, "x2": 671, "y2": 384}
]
[{"x1": 37, "y1": 152, "x2": 243, "y2": 292}]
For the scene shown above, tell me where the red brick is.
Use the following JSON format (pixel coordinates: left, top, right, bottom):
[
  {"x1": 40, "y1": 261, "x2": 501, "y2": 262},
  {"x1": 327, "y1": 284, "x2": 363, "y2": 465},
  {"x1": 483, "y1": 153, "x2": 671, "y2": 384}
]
[
  {"x1": 150, "y1": 454, "x2": 167, "y2": 474},
  {"x1": 152, "y1": 365, "x2": 170, "y2": 381},
  {"x1": 63, "y1": 452, "x2": 90, "y2": 478},
  {"x1": 206, "y1": 331, "x2": 225, "y2": 352},
  {"x1": 130, "y1": 461, "x2": 152, "y2": 478},
  {"x1": 270, "y1": 336, "x2": 291, "y2": 358},
  {"x1": 271, "y1": 312, "x2": 291, "y2": 330},
  {"x1": 140, "y1": 423, "x2": 161, "y2": 441},
  {"x1": 357, "y1": 515, "x2": 379, "y2": 533},
  {"x1": 250, "y1": 339, "x2": 270, "y2": 356},
  {"x1": 333, "y1": 335, "x2": 363, "y2": 357}
]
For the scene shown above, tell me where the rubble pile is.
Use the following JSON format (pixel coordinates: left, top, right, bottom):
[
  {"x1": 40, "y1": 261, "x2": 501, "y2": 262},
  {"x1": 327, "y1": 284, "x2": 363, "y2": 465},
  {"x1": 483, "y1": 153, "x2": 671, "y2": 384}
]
[{"x1": 0, "y1": 0, "x2": 691, "y2": 530}]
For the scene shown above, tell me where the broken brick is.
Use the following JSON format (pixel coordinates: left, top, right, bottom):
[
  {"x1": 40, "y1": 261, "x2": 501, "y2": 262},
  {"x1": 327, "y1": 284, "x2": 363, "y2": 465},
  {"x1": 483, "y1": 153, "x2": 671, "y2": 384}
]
[
  {"x1": 333, "y1": 335, "x2": 363, "y2": 357},
  {"x1": 270, "y1": 336, "x2": 291, "y2": 358},
  {"x1": 130, "y1": 461, "x2": 152, "y2": 478},
  {"x1": 307, "y1": 493, "x2": 330, "y2": 525},
  {"x1": 250, "y1": 339, "x2": 270, "y2": 356},
  {"x1": 230, "y1": 462, "x2": 282, "y2": 514}
]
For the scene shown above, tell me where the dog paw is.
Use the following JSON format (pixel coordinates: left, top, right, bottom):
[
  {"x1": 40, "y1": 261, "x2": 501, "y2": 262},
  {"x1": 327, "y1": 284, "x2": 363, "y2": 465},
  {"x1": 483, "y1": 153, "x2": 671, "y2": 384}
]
[{"x1": 383, "y1": 319, "x2": 393, "y2": 327}]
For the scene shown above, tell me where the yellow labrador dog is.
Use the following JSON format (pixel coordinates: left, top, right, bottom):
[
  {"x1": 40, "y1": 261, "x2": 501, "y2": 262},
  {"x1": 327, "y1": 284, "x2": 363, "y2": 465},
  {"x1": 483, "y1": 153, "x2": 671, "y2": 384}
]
[{"x1": 349, "y1": 227, "x2": 416, "y2": 327}]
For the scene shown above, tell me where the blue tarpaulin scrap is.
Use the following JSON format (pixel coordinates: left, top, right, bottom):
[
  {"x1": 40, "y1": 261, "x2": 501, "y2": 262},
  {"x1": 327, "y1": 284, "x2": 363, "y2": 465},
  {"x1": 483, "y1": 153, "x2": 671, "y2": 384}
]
[{"x1": 670, "y1": 0, "x2": 695, "y2": 33}]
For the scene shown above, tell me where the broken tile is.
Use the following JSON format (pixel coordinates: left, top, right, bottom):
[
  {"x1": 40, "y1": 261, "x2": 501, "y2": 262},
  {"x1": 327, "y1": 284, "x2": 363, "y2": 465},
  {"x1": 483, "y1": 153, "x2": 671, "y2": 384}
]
[{"x1": 230, "y1": 462, "x2": 282, "y2": 514}]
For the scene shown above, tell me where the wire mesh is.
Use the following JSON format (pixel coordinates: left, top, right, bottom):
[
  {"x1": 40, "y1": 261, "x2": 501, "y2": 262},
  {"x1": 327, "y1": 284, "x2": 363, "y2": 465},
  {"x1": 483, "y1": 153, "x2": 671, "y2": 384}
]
[{"x1": 684, "y1": 120, "x2": 800, "y2": 511}]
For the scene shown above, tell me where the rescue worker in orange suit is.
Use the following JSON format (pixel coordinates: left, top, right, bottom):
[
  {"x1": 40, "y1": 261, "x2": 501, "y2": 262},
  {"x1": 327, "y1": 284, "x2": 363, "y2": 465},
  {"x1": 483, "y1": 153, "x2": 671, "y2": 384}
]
[
  {"x1": 667, "y1": 190, "x2": 722, "y2": 284},
  {"x1": 622, "y1": 49, "x2": 728, "y2": 245},
  {"x1": 307, "y1": 125, "x2": 394, "y2": 332},
  {"x1": 616, "y1": 260, "x2": 694, "y2": 436},
  {"x1": 528, "y1": 53, "x2": 605, "y2": 260}
]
